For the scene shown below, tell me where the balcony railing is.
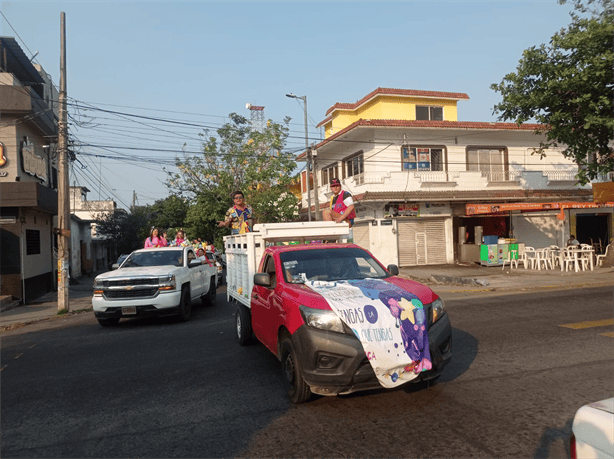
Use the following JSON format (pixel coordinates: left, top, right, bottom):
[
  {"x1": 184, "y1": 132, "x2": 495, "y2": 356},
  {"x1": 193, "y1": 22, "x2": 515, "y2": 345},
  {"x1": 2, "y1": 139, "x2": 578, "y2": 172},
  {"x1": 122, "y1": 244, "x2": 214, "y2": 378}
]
[
  {"x1": 543, "y1": 170, "x2": 578, "y2": 182},
  {"x1": 482, "y1": 170, "x2": 520, "y2": 182},
  {"x1": 414, "y1": 171, "x2": 459, "y2": 183}
]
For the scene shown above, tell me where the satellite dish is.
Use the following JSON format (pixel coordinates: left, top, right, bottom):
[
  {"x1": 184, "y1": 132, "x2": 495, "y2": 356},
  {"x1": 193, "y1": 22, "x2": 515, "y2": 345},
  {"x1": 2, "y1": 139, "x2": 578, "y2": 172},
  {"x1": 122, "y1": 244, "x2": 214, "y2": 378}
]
[{"x1": 246, "y1": 103, "x2": 251, "y2": 110}]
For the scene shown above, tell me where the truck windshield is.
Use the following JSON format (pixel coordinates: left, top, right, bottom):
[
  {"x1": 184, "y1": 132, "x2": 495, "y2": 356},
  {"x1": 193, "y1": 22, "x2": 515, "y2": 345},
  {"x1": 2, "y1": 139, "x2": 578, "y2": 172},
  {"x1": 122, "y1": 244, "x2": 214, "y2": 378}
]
[
  {"x1": 122, "y1": 250, "x2": 183, "y2": 268},
  {"x1": 280, "y1": 247, "x2": 389, "y2": 283}
]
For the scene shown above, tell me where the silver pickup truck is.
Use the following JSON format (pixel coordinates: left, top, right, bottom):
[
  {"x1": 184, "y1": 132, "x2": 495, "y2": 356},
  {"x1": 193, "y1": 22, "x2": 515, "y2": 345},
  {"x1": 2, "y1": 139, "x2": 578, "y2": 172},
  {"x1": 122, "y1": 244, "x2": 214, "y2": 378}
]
[{"x1": 92, "y1": 246, "x2": 217, "y2": 326}]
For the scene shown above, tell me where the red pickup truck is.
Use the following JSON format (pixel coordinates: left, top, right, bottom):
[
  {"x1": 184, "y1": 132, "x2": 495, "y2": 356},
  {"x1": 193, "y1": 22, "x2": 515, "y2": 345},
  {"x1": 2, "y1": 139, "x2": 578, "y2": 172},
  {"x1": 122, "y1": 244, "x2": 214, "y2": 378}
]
[{"x1": 234, "y1": 241, "x2": 452, "y2": 403}]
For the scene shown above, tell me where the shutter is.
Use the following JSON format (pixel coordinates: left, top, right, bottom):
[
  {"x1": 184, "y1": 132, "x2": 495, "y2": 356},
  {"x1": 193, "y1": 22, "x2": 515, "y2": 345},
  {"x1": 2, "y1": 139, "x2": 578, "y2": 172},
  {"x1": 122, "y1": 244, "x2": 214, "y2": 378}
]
[
  {"x1": 398, "y1": 219, "x2": 447, "y2": 266},
  {"x1": 352, "y1": 223, "x2": 370, "y2": 250}
]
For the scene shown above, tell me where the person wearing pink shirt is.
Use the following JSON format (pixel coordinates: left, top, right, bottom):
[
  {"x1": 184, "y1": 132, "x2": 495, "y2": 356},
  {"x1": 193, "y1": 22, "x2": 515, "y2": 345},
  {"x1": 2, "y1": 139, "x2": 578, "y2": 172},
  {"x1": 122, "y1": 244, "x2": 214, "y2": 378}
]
[
  {"x1": 174, "y1": 229, "x2": 187, "y2": 246},
  {"x1": 144, "y1": 227, "x2": 166, "y2": 248}
]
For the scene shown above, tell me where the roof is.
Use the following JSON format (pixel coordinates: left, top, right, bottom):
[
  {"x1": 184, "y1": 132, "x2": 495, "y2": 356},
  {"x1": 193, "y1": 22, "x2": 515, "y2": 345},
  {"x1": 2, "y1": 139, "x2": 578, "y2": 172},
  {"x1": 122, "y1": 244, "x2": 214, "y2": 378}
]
[
  {"x1": 298, "y1": 119, "x2": 547, "y2": 159},
  {"x1": 0, "y1": 37, "x2": 45, "y2": 87},
  {"x1": 353, "y1": 189, "x2": 592, "y2": 204},
  {"x1": 325, "y1": 87, "x2": 470, "y2": 117}
]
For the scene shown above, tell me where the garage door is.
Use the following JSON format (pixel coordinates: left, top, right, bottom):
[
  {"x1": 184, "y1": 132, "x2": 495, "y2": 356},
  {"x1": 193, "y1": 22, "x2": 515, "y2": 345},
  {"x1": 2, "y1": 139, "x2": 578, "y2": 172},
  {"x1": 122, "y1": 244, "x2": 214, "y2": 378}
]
[
  {"x1": 352, "y1": 222, "x2": 370, "y2": 251},
  {"x1": 398, "y1": 219, "x2": 447, "y2": 266}
]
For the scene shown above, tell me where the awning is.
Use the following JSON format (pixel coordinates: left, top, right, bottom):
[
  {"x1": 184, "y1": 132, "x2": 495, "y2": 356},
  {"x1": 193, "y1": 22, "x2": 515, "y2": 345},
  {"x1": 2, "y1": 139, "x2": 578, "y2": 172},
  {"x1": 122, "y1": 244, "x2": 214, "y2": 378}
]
[{"x1": 466, "y1": 201, "x2": 614, "y2": 221}]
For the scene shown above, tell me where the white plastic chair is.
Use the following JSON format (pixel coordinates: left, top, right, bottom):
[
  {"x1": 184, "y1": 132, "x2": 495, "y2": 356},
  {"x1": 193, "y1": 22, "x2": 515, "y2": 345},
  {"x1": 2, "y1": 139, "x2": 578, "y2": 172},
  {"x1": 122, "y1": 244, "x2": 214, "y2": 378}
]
[
  {"x1": 549, "y1": 245, "x2": 561, "y2": 269},
  {"x1": 596, "y1": 244, "x2": 611, "y2": 267},
  {"x1": 523, "y1": 247, "x2": 537, "y2": 269},
  {"x1": 561, "y1": 247, "x2": 576, "y2": 272},
  {"x1": 502, "y1": 249, "x2": 519, "y2": 270}
]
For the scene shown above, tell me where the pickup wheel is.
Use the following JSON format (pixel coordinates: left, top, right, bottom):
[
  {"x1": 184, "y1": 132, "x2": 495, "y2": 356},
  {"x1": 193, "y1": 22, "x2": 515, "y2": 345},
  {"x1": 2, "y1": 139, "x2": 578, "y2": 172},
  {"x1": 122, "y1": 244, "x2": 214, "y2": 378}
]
[
  {"x1": 97, "y1": 317, "x2": 120, "y2": 327},
  {"x1": 178, "y1": 287, "x2": 192, "y2": 322},
  {"x1": 202, "y1": 276, "x2": 217, "y2": 307},
  {"x1": 236, "y1": 304, "x2": 252, "y2": 346},
  {"x1": 280, "y1": 335, "x2": 311, "y2": 404}
]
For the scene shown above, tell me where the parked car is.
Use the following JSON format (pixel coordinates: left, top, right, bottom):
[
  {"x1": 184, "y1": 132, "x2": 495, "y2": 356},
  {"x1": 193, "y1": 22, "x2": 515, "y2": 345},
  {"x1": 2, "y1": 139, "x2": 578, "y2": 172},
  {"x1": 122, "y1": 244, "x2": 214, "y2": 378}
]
[{"x1": 571, "y1": 398, "x2": 614, "y2": 459}]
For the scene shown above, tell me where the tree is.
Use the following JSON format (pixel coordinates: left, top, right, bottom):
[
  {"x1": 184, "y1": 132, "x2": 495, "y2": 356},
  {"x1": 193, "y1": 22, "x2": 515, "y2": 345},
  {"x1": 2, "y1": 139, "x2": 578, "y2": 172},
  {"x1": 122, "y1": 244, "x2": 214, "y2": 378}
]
[
  {"x1": 491, "y1": 0, "x2": 614, "y2": 184},
  {"x1": 94, "y1": 208, "x2": 149, "y2": 255},
  {"x1": 166, "y1": 113, "x2": 299, "y2": 237}
]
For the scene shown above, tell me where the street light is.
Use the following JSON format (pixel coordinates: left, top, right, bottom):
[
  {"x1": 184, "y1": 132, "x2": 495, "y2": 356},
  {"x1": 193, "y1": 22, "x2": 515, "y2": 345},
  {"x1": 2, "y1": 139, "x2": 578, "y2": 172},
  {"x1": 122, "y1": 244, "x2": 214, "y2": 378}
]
[{"x1": 286, "y1": 93, "x2": 312, "y2": 221}]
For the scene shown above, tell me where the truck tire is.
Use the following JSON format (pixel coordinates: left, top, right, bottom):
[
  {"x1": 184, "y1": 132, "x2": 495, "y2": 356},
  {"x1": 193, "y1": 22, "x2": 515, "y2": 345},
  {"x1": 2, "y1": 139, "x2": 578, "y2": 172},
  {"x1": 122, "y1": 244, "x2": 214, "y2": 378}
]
[
  {"x1": 280, "y1": 335, "x2": 311, "y2": 404},
  {"x1": 97, "y1": 317, "x2": 120, "y2": 327},
  {"x1": 236, "y1": 304, "x2": 252, "y2": 346},
  {"x1": 202, "y1": 277, "x2": 217, "y2": 307},
  {"x1": 178, "y1": 287, "x2": 192, "y2": 322}
]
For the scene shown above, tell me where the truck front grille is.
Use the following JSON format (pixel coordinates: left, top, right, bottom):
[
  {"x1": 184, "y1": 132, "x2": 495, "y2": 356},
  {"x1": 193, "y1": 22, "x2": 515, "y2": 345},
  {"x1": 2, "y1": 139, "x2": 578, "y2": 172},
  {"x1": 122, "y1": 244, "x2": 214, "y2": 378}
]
[
  {"x1": 104, "y1": 288, "x2": 159, "y2": 299},
  {"x1": 103, "y1": 278, "x2": 159, "y2": 288}
]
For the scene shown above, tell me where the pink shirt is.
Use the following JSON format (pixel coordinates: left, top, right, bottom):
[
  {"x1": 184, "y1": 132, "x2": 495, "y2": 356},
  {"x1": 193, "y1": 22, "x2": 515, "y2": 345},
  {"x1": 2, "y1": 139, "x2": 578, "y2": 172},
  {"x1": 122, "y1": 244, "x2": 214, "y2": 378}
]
[{"x1": 144, "y1": 236, "x2": 165, "y2": 248}]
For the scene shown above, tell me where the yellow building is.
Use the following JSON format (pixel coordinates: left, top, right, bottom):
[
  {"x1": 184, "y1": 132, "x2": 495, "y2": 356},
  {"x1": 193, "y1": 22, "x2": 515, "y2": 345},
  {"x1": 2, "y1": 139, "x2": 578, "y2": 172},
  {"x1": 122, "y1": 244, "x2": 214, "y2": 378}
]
[{"x1": 316, "y1": 87, "x2": 469, "y2": 138}]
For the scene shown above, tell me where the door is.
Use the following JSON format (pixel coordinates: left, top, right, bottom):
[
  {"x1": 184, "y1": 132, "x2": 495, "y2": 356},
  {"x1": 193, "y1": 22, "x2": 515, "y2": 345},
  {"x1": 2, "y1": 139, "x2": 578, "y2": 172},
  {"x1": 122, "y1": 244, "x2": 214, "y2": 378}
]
[
  {"x1": 187, "y1": 249, "x2": 205, "y2": 297},
  {"x1": 251, "y1": 254, "x2": 278, "y2": 353},
  {"x1": 398, "y1": 218, "x2": 447, "y2": 266}
]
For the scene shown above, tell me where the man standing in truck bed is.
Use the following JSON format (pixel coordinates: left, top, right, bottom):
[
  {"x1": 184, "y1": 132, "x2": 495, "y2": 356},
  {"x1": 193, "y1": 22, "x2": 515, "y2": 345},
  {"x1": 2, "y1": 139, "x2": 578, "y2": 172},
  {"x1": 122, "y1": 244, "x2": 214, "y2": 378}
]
[{"x1": 323, "y1": 178, "x2": 356, "y2": 228}]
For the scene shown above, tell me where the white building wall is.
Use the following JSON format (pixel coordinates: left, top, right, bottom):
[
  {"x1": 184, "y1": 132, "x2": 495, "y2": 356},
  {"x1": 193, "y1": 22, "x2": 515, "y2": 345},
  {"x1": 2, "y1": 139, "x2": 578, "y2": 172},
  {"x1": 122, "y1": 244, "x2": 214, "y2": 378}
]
[{"x1": 22, "y1": 210, "x2": 53, "y2": 279}]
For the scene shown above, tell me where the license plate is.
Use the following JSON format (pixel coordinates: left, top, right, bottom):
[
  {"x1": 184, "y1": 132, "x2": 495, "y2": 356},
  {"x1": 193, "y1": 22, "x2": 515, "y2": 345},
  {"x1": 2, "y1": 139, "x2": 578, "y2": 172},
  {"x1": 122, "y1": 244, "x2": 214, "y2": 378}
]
[{"x1": 121, "y1": 306, "x2": 137, "y2": 315}]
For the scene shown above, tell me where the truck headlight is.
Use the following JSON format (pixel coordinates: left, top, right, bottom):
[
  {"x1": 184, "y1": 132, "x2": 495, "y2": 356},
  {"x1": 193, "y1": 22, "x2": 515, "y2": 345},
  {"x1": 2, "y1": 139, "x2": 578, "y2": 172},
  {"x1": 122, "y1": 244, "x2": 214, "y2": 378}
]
[
  {"x1": 430, "y1": 297, "x2": 445, "y2": 323},
  {"x1": 93, "y1": 278, "x2": 103, "y2": 296},
  {"x1": 158, "y1": 275, "x2": 176, "y2": 291},
  {"x1": 299, "y1": 305, "x2": 345, "y2": 334}
]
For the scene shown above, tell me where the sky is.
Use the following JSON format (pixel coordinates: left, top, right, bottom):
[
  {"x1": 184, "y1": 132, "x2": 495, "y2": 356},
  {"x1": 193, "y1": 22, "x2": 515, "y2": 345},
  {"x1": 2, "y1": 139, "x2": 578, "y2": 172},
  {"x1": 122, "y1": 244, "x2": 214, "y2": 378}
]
[{"x1": 1, "y1": 0, "x2": 576, "y2": 210}]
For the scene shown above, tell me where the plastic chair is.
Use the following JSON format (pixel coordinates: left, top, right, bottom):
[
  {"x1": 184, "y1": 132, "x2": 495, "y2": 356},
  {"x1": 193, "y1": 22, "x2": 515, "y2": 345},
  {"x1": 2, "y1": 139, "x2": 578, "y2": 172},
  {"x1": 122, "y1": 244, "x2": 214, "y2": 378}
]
[
  {"x1": 596, "y1": 244, "x2": 611, "y2": 267},
  {"x1": 549, "y1": 245, "x2": 562, "y2": 269},
  {"x1": 522, "y1": 247, "x2": 537, "y2": 269},
  {"x1": 561, "y1": 247, "x2": 576, "y2": 272},
  {"x1": 502, "y1": 250, "x2": 519, "y2": 270}
]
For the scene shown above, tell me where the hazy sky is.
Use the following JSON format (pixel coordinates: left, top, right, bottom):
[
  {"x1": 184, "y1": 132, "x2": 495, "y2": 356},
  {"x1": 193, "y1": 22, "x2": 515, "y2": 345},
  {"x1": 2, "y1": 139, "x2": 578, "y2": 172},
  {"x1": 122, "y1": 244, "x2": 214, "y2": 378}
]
[{"x1": 1, "y1": 1, "x2": 575, "y2": 209}]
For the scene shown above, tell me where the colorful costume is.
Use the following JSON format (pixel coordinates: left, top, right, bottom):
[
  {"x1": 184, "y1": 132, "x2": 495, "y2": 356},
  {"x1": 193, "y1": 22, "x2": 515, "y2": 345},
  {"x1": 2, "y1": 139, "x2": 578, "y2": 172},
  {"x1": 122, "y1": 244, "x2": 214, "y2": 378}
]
[
  {"x1": 329, "y1": 191, "x2": 356, "y2": 226},
  {"x1": 224, "y1": 205, "x2": 253, "y2": 235}
]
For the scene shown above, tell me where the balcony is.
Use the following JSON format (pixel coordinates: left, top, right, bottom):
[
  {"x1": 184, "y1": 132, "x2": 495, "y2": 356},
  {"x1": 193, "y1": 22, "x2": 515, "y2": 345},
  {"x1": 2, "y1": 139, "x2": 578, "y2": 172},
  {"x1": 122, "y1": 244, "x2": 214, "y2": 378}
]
[
  {"x1": 543, "y1": 170, "x2": 578, "y2": 183},
  {"x1": 482, "y1": 170, "x2": 520, "y2": 185},
  {"x1": 414, "y1": 171, "x2": 459, "y2": 185}
]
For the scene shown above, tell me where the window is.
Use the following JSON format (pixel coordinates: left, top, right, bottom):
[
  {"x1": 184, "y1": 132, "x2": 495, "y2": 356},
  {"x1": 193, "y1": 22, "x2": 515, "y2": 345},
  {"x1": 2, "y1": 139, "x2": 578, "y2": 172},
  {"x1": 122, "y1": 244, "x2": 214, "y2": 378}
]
[
  {"x1": 416, "y1": 106, "x2": 443, "y2": 121},
  {"x1": 344, "y1": 153, "x2": 364, "y2": 178},
  {"x1": 300, "y1": 170, "x2": 314, "y2": 192},
  {"x1": 402, "y1": 147, "x2": 444, "y2": 171},
  {"x1": 466, "y1": 147, "x2": 506, "y2": 172},
  {"x1": 25, "y1": 229, "x2": 41, "y2": 255},
  {"x1": 321, "y1": 164, "x2": 338, "y2": 186}
]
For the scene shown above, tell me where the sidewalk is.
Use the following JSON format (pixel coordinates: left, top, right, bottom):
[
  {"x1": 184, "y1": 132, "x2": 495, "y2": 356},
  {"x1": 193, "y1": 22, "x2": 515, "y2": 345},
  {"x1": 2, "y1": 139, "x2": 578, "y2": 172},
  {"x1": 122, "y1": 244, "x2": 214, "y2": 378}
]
[
  {"x1": 400, "y1": 263, "x2": 614, "y2": 293},
  {"x1": 0, "y1": 274, "x2": 97, "y2": 330},
  {"x1": 1, "y1": 265, "x2": 612, "y2": 330}
]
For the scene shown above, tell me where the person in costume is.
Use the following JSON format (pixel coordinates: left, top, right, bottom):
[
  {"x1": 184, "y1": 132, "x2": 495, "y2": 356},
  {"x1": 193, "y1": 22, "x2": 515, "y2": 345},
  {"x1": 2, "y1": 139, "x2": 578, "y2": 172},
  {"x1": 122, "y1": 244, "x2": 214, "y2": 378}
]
[{"x1": 217, "y1": 190, "x2": 254, "y2": 235}]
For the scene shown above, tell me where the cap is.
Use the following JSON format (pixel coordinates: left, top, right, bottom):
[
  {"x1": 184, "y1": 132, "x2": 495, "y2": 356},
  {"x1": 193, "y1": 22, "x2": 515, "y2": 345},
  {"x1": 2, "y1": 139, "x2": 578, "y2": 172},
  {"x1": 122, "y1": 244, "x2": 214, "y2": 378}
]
[{"x1": 330, "y1": 178, "x2": 341, "y2": 186}]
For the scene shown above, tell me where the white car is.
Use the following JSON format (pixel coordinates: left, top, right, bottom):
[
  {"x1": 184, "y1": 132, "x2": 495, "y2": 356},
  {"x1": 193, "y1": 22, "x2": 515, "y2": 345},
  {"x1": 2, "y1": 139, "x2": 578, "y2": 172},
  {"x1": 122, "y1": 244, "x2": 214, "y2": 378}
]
[{"x1": 571, "y1": 398, "x2": 614, "y2": 459}]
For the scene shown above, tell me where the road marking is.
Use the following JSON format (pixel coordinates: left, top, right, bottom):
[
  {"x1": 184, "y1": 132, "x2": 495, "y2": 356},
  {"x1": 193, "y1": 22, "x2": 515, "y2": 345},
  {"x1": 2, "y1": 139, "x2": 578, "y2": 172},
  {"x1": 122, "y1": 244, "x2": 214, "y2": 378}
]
[
  {"x1": 559, "y1": 318, "x2": 614, "y2": 330},
  {"x1": 600, "y1": 331, "x2": 614, "y2": 338}
]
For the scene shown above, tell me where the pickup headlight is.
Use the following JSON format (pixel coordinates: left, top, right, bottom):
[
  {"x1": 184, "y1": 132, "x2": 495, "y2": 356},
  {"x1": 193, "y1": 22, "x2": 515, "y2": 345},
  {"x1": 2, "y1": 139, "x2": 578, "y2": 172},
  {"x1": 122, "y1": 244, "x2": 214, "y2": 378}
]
[
  {"x1": 430, "y1": 297, "x2": 445, "y2": 323},
  {"x1": 93, "y1": 278, "x2": 103, "y2": 296},
  {"x1": 158, "y1": 275, "x2": 176, "y2": 291},
  {"x1": 299, "y1": 305, "x2": 345, "y2": 334}
]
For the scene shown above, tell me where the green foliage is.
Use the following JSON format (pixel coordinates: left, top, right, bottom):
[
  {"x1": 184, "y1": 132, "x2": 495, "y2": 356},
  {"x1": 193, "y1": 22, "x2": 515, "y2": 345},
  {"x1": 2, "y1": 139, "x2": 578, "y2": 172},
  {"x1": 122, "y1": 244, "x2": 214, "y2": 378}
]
[
  {"x1": 491, "y1": 0, "x2": 614, "y2": 184},
  {"x1": 94, "y1": 195, "x2": 189, "y2": 254},
  {"x1": 166, "y1": 113, "x2": 299, "y2": 239}
]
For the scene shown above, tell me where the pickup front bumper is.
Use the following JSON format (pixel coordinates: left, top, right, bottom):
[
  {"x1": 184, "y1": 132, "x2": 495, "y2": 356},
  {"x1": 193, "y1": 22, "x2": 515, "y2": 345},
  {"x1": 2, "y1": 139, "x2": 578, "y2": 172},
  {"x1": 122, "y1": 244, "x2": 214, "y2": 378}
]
[
  {"x1": 291, "y1": 312, "x2": 452, "y2": 396},
  {"x1": 93, "y1": 290, "x2": 182, "y2": 319}
]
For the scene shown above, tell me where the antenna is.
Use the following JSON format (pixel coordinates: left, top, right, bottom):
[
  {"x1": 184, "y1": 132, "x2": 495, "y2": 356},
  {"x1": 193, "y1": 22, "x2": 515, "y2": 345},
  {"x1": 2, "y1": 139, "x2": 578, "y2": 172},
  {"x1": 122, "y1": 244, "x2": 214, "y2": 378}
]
[{"x1": 246, "y1": 103, "x2": 265, "y2": 132}]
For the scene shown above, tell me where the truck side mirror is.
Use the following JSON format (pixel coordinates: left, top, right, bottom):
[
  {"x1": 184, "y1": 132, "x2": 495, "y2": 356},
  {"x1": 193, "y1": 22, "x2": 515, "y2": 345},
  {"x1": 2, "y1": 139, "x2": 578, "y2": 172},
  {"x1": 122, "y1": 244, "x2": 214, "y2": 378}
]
[
  {"x1": 387, "y1": 264, "x2": 399, "y2": 276},
  {"x1": 189, "y1": 259, "x2": 202, "y2": 268},
  {"x1": 111, "y1": 263, "x2": 119, "y2": 270},
  {"x1": 253, "y1": 273, "x2": 271, "y2": 287}
]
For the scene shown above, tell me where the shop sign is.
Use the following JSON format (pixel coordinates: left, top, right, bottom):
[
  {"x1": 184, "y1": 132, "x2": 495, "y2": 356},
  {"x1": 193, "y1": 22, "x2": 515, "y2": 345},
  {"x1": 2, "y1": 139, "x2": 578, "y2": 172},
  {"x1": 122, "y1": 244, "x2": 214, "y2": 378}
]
[{"x1": 21, "y1": 137, "x2": 47, "y2": 181}]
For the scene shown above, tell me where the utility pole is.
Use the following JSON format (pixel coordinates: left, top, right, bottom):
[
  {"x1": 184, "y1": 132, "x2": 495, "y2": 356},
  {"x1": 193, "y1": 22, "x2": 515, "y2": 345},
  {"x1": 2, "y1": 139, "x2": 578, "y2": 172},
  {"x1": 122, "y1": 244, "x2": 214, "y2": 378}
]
[
  {"x1": 132, "y1": 190, "x2": 137, "y2": 211},
  {"x1": 286, "y1": 93, "x2": 311, "y2": 221},
  {"x1": 312, "y1": 146, "x2": 319, "y2": 220},
  {"x1": 57, "y1": 12, "x2": 70, "y2": 312}
]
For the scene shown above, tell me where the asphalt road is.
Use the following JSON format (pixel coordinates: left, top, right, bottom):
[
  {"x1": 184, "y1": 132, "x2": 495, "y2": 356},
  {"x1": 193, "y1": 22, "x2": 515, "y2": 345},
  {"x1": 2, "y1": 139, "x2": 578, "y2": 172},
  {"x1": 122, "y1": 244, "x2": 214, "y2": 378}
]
[{"x1": 1, "y1": 285, "x2": 612, "y2": 458}]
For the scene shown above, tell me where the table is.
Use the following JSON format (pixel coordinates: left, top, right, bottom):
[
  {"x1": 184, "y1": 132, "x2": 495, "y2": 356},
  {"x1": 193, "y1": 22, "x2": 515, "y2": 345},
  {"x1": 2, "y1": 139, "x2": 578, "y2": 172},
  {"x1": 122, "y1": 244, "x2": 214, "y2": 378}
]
[{"x1": 565, "y1": 247, "x2": 594, "y2": 272}]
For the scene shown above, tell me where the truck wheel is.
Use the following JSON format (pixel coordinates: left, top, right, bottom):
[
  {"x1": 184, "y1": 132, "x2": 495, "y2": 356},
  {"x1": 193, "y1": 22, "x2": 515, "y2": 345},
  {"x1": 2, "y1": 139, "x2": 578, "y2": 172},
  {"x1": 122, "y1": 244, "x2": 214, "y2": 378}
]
[
  {"x1": 97, "y1": 317, "x2": 120, "y2": 327},
  {"x1": 178, "y1": 287, "x2": 192, "y2": 322},
  {"x1": 202, "y1": 277, "x2": 217, "y2": 307},
  {"x1": 280, "y1": 335, "x2": 311, "y2": 404},
  {"x1": 236, "y1": 304, "x2": 252, "y2": 346}
]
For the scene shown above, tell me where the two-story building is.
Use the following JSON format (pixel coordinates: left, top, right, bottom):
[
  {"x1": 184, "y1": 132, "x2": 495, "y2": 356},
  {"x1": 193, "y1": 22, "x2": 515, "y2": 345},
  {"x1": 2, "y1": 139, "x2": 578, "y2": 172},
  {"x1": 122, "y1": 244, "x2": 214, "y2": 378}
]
[
  {"x1": 0, "y1": 36, "x2": 60, "y2": 303},
  {"x1": 300, "y1": 87, "x2": 613, "y2": 267}
]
